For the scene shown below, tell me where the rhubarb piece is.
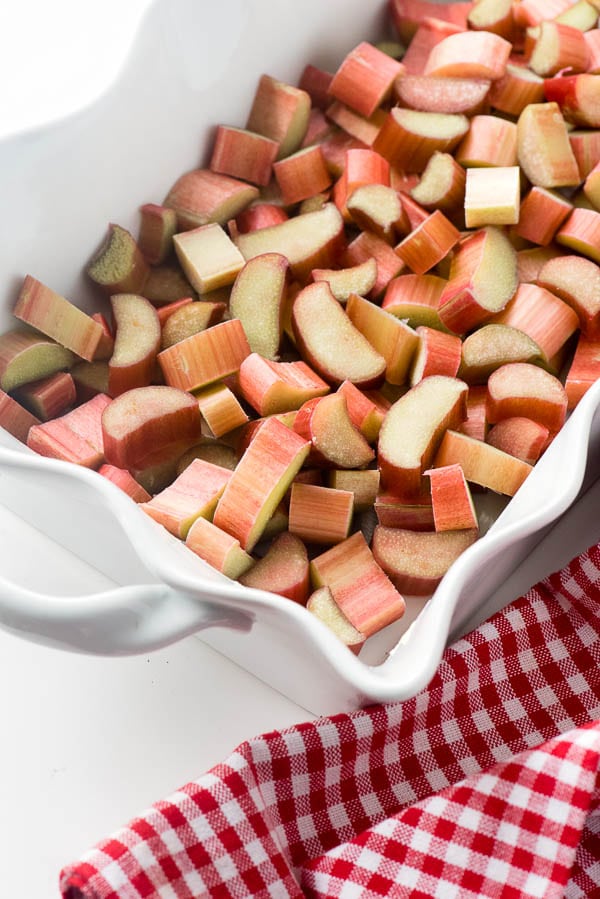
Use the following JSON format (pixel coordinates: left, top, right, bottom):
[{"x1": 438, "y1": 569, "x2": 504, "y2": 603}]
[
  {"x1": 86, "y1": 224, "x2": 149, "y2": 297},
  {"x1": 464, "y1": 167, "x2": 521, "y2": 229},
  {"x1": 319, "y1": 131, "x2": 369, "y2": 178},
  {"x1": 326, "y1": 469, "x2": 380, "y2": 512},
  {"x1": 310, "y1": 531, "x2": 405, "y2": 637},
  {"x1": 425, "y1": 463, "x2": 478, "y2": 531},
  {"x1": 514, "y1": 0, "x2": 575, "y2": 27},
  {"x1": 176, "y1": 439, "x2": 238, "y2": 475},
  {"x1": 246, "y1": 74, "x2": 311, "y2": 160},
  {"x1": 14, "y1": 276, "x2": 106, "y2": 362},
  {"x1": 142, "y1": 264, "x2": 198, "y2": 304},
  {"x1": 438, "y1": 227, "x2": 518, "y2": 334},
  {"x1": 459, "y1": 324, "x2": 544, "y2": 383},
  {"x1": 238, "y1": 353, "x2": 329, "y2": 417},
  {"x1": 291, "y1": 281, "x2": 386, "y2": 388},
  {"x1": 410, "y1": 326, "x2": 462, "y2": 385},
  {"x1": 158, "y1": 319, "x2": 250, "y2": 392},
  {"x1": 101, "y1": 385, "x2": 202, "y2": 472},
  {"x1": 459, "y1": 385, "x2": 489, "y2": 443},
  {"x1": 528, "y1": 22, "x2": 589, "y2": 77},
  {"x1": 584, "y1": 28, "x2": 600, "y2": 73},
  {"x1": 0, "y1": 330, "x2": 74, "y2": 393},
  {"x1": 564, "y1": 333, "x2": 600, "y2": 408},
  {"x1": 293, "y1": 392, "x2": 374, "y2": 469},
  {"x1": 306, "y1": 586, "x2": 366, "y2": 654},
  {"x1": 382, "y1": 272, "x2": 449, "y2": 330},
  {"x1": 568, "y1": 129, "x2": 600, "y2": 180},
  {"x1": 390, "y1": 0, "x2": 471, "y2": 44},
  {"x1": 288, "y1": 482, "x2": 354, "y2": 545},
  {"x1": 486, "y1": 417, "x2": 550, "y2": 464},
  {"x1": 108, "y1": 294, "x2": 161, "y2": 397},
  {"x1": 238, "y1": 532, "x2": 310, "y2": 604},
  {"x1": 14, "y1": 371, "x2": 75, "y2": 421},
  {"x1": 27, "y1": 393, "x2": 111, "y2": 468},
  {"x1": 378, "y1": 375, "x2": 468, "y2": 496},
  {"x1": 492, "y1": 282, "x2": 580, "y2": 366},
  {"x1": 372, "y1": 525, "x2": 478, "y2": 595},
  {"x1": 213, "y1": 416, "x2": 310, "y2": 552},
  {"x1": 311, "y1": 258, "x2": 378, "y2": 304},
  {"x1": 210, "y1": 126, "x2": 279, "y2": 186},
  {"x1": 97, "y1": 464, "x2": 152, "y2": 503},
  {"x1": 229, "y1": 253, "x2": 288, "y2": 360},
  {"x1": 394, "y1": 75, "x2": 491, "y2": 115},
  {"x1": 555, "y1": 0, "x2": 599, "y2": 29},
  {"x1": 160, "y1": 301, "x2": 227, "y2": 350},
  {"x1": 545, "y1": 74, "x2": 600, "y2": 129},
  {"x1": 467, "y1": 0, "x2": 514, "y2": 38},
  {"x1": 373, "y1": 107, "x2": 469, "y2": 172},
  {"x1": 434, "y1": 429, "x2": 533, "y2": 495},
  {"x1": 399, "y1": 193, "x2": 431, "y2": 230},
  {"x1": 374, "y1": 492, "x2": 435, "y2": 531},
  {"x1": 329, "y1": 41, "x2": 403, "y2": 117},
  {"x1": 325, "y1": 102, "x2": 386, "y2": 147},
  {"x1": 337, "y1": 380, "x2": 387, "y2": 443},
  {"x1": 298, "y1": 64, "x2": 334, "y2": 110},
  {"x1": 164, "y1": 169, "x2": 258, "y2": 229},
  {"x1": 424, "y1": 30, "x2": 512, "y2": 79},
  {"x1": 333, "y1": 146, "x2": 391, "y2": 218},
  {"x1": 514, "y1": 187, "x2": 573, "y2": 246},
  {"x1": 138, "y1": 204, "x2": 177, "y2": 265},
  {"x1": 345, "y1": 292, "x2": 419, "y2": 385},
  {"x1": 400, "y1": 17, "x2": 465, "y2": 76},
  {"x1": 273, "y1": 146, "x2": 331, "y2": 206},
  {"x1": 395, "y1": 209, "x2": 460, "y2": 274},
  {"x1": 555, "y1": 207, "x2": 600, "y2": 264},
  {"x1": 346, "y1": 184, "x2": 405, "y2": 243},
  {"x1": 486, "y1": 362, "x2": 568, "y2": 432},
  {"x1": 455, "y1": 115, "x2": 518, "y2": 168},
  {"x1": 536, "y1": 254, "x2": 600, "y2": 336},
  {"x1": 517, "y1": 102, "x2": 580, "y2": 188},
  {"x1": 185, "y1": 517, "x2": 254, "y2": 579},
  {"x1": 516, "y1": 247, "x2": 563, "y2": 283},
  {"x1": 196, "y1": 383, "x2": 249, "y2": 438},
  {"x1": 489, "y1": 64, "x2": 545, "y2": 117},
  {"x1": 140, "y1": 458, "x2": 232, "y2": 539},
  {"x1": 342, "y1": 231, "x2": 405, "y2": 297},
  {"x1": 174, "y1": 223, "x2": 245, "y2": 294},
  {"x1": 235, "y1": 203, "x2": 289, "y2": 234},
  {"x1": 0, "y1": 390, "x2": 40, "y2": 443},
  {"x1": 70, "y1": 361, "x2": 110, "y2": 402},
  {"x1": 90, "y1": 313, "x2": 115, "y2": 360},
  {"x1": 410, "y1": 151, "x2": 466, "y2": 213},
  {"x1": 235, "y1": 203, "x2": 345, "y2": 283}
]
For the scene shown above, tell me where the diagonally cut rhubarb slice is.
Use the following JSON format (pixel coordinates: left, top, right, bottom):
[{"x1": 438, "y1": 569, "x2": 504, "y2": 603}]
[
  {"x1": 0, "y1": 330, "x2": 74, "y2": 393},
  {"x1": 239, "y1": 532, "x2": 310, "y2": 604},
  {"x1": 27, "y1": 393, "x2": 111, "y2": 468},
  {"x1": 108, "y1": 294, "x2": 161, "y2": 397},
  {"x1": 140, "y1": 458, "x2": 232, "y2": 539},
  {"x1": 234, "y1": 203, "x2": 345, "y2": 283},
  {"x1": 459, "y1": 324, "x2": 544, "y2": 384},
  {"x1": 238, "y1": 353, "x2": 329, "y2": 417},
  {"x1": 434, "y1": 429, "x2": 533, "y2": 496},
  {"x1": 293, "y1": 392, "x2": 374, "y2": 469},
  {"x1": 292, "y1": 281, "x2": 387, "y2": 388},
  {"x1": 536, "y1": 253, "x2": 600, "y2": 337},
  {"x1": 310, "y1": 531, "x2": 405, "y2": 637},
  {"x1": 517, "y1": 102, "x2": 581, "y2": 189},
  {"x1": 486, "y1": 362, "x2": 568, "y2": 433},
  {"x1": 345, "y1": 292, "x2": 419, "y2": 385},
  {"x1": 373, "y1": 107, "x2": 469, "y2": 172},
  {"x1": 229, "y1": 253, "x2": 289, "y2": 361},
  {"x1": 185, "y1": 517, "x2": 254, "y2": 580},
  {"x1": 372, "y1": 525, "x2": 479, "y2": 595},
  {"x1": 378, "y1": 375, "x2": 468, "y2": 497},
  {"x1": 438, "y1": 227, "x2": 518, "y2": 334},
  {"x1": 306, "y1": 586, "x2": 365, "y2": 654},
  {"x1": 213, "y1": 417, "x2": 310, "y2": 553},
  {"x1": 14, "y1": 276, "x2": 106, "y2": 362}
]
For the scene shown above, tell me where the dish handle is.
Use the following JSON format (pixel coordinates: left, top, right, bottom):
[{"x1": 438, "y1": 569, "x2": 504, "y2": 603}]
[{"x1": 0, "y1": 442, "x2": 253, "y2": 654}]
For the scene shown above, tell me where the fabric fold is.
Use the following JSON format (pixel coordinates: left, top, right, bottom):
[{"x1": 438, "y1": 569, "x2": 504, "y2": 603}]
[{"x1": 61, "y1": 542, "x2": 600, "y2": 898}]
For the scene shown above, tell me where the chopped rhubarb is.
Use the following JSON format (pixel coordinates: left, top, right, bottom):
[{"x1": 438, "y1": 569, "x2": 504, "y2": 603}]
[
  {"x1": 239, "y1": 532, "x2": 310, "y2": 604},
  {"x1": 288, "y1": 482, "x2": 354, "y2": 545},
  {"x1": 158, "y1": 319, "x2": 250, "y2": 392},
  {"x1": 140, "y1": 458, "x2": 232, "y2": 538},
  {"x1": 372, "y1": 525, "x2": 478, "y2": 595}
]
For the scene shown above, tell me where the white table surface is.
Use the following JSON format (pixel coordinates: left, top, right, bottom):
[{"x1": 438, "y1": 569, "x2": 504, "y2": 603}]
[{"x1": 4, "y1": 4, "x2": 600, "y2": 896}]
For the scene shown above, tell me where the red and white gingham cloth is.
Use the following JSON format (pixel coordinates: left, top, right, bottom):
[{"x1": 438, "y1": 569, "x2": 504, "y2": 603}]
[{"x1": 60, "y1": 541, "x2": 600, "y2": 898}]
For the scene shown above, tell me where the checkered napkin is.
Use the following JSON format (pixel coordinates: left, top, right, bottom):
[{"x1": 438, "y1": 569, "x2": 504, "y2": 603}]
[{"x1": 60, "y1": 542, "x2": 600, "y2": 899}]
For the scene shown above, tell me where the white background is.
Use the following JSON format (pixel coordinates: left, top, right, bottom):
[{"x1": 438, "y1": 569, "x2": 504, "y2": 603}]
[{"x1": 2, "y1": 3, "x2": 600, "y2": 896}]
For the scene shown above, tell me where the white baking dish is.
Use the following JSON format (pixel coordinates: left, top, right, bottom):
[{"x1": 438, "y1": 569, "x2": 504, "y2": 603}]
[{"x1": 2, "y1": 0, "x2": 600, "y2": 715}]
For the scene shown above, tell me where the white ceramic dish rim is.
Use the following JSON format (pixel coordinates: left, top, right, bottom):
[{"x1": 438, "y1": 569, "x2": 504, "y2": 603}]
[{"x1": 1, "y1": 0, "x2": 600, "y2": 709}]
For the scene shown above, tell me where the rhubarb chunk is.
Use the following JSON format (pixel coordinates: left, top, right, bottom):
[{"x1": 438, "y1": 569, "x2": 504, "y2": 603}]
[
  {"x1": 238, "y1": 532, "x2": 310, "y2": 604},
  {"x1": 140, "y1": 458, "x2": 232, "y2": 538}
]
